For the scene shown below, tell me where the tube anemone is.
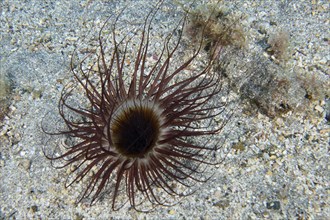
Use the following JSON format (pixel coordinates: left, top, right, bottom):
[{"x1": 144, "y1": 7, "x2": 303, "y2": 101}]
[{"x1": 44, "y1": 2, "x2": 229, "y2": 211}]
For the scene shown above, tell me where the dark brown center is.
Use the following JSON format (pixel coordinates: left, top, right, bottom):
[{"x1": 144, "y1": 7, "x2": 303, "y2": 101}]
[{"x1": 110, "y1": 105, "x2": 160, "y2": 158}]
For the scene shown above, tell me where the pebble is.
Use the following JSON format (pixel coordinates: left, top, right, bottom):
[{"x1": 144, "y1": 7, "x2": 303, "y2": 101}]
[
  {"x1": 0, "y1": 159, "x2": 5, "y2": 167},
  {"x1": 67, "y1": 37, "x2": 79, "y2": 42},
  {"x1": 269, "y1": 155, "x2": 277, "y2": 160},
  {"x1": 214, "y1": 200, "x2": 230, "y2": 209},
  {"x1": 314, "y1": 105, "x2": 324, "y2": 113},
  {"x1": 168, "y1": 210, "x2": 176, "y2": 215},
  {"x1": 32, "y1": 89, "x2": 42, "y2": 99},
  {"x1": 275, "y1": 118, "x2": 284, "y2": 126},
  {"x1": 266, "y1": 170, "x2": 273, "y2": 176},
  {"x1": 18, "y1": 158, "x2": 31, "y2": 171},
  {"x1": 266, "y1": 201, "x2": 281, "y2": 210}
]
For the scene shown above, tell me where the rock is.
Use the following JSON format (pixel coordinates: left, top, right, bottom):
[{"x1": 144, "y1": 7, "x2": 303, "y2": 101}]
[
  {"x1": 266, "y1": 201, "x2": 281, "y2": 210},
  {"x1": 214, "y1": 200, "x2": 230, "y2": 209},
  {"x1": 18, "y1": 158, "x2": 31, "y2": 171}
]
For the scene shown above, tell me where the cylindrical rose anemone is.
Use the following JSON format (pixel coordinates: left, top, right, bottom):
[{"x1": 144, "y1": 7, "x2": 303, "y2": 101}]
[{"x1": 44, "y1": 1, "x2": 230, "y2": 211}]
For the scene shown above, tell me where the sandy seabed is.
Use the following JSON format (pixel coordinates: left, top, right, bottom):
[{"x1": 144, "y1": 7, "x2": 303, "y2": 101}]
[{"x1": 0, "y1": 0, "x2": 329, "y2": 219}]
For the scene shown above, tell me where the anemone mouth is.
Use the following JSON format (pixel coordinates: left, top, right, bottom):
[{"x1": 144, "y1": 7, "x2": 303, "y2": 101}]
[{"x1": 109, "y1": 100, "x2": 165, "y2": 158}]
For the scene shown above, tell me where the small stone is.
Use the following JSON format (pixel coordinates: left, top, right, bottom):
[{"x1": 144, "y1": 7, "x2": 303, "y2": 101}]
[
  {"x1": 276, "y1": 159, "x2": 283, "y2": 166},
  {"x1": 20, "y1": 151, "x2": 26, "y2": 157},
  {"x1": 32, "y1": 89, "x2": 42, "y2": 99},
  {"x1": 320, "y1": 128, "x2": 330, "y2": 134},
  {"x1": 266, "y1": 201, "x2": 281, "y2": 210},
  {"x1": 275, "y1": 118, "x2": 284, "y2": 126},
  {"x1": 214, "y1": 190, "x2": 222, "y2": 198},
  {"x1": 30, "y1": 205, "x2": 38, "y2": 213},
  {"x1": 18, "y1": 158, "x2": 31, "y2": 170},
  {"x1": 232, "y1": 142, "x2": 245, "y2": 152},
  {"x1": 75, "y1": 213, "x2": 84, "y2": 220},
  {"x1": 0, "y1": 159, "x2": 4, "y2": 167},
  {"x1": 61, "y1": 188, "x2": 69, "y2": 195},
  {"x1": 315, "y1": 105, "x2": 324, "y2": 113},
  {"x1": 266, "y1": 170, "x2": 273, "y2": 176},
  {"x1": 258, "y1": 26, "x2": 267, "y2": 34},
  {"x1": 168, "y1": 209, "x2": 176, "y2": 215},
  {"x1": 278, "y1": 135, "x2": 285, "y2": 142},
  {"x1": 262, "y1": 211, "x2": 270, "y2": 218},
  {"x1": 214, "y1": 200, "x2": 230, "y2": 209},
  {"x1": 67, "y1": 37, "x2": 78, "y2": 42},
  {"x1": 269, "y1": 155, "x2": 277, "y2": 160}
]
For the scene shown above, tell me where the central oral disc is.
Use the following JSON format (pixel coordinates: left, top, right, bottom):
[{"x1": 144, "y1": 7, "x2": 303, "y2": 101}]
[{"x1": 109, "y1": 100, "x2": 164, "y2": 158}]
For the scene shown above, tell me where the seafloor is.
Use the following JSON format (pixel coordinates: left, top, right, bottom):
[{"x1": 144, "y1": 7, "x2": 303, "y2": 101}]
[{"x1": 0, "y1": 0, "x2": 329, "y2": 219}]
